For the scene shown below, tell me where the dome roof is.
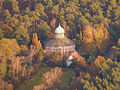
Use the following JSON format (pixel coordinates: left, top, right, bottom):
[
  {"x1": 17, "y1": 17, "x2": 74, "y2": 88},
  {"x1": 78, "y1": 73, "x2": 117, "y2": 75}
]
[
  {"x1": 44, "y1": 38, "x2": 75, "y2": 47},
  {"x1": 54, "y1": 24, "x2": 65, "y2": 33}
]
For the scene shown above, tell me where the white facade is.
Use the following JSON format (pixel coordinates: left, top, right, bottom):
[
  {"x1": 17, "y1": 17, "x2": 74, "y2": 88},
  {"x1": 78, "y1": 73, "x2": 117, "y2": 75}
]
[
  {"x1": 44, "y1": 24, "x2": 75, "y2": 55},
  {"x1": 55, "y1": 33, "x2": 64, "y2": 38},
  {"x1": 45, "y1": 45, "x2": 75, "y2": 54}
]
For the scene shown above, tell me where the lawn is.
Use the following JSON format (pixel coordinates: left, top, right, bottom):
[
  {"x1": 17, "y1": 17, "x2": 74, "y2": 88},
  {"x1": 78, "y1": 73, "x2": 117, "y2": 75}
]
[{"x1": 57, "y1": 68, "x2": 75, "y2": 88}]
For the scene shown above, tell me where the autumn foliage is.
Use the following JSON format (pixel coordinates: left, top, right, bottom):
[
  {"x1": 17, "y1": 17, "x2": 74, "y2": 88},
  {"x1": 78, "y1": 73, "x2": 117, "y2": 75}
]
[
  {"x1": 33, "y1": 67, "x2": 63, "y2": 90},
  {"x1": 32, "y1": 33, "x2": 42, "y2": 50},
  {"x1": 71, "y1": 51, "x2": 88, "y2": 68},
  {"x1": 83, "y1": 23, "x2": 111, "y2": 54}
]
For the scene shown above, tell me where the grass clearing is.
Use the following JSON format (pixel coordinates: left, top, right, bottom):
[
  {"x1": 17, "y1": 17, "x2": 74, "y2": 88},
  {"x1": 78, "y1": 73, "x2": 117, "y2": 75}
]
[
  {"x1": 52, "y1": 68, "x2": 75, "y2": 89},
  {"x1": 16, "y1": 67, "x2": 75, "y2": 90},
  {"x1": 16, "y1": 67, "x2": 51, "y2": 90}
]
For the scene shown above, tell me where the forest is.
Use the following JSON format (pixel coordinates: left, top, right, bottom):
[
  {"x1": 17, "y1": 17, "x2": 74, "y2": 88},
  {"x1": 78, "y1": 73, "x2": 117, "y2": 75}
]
[{"x1": 0, "y1": 0, "x2": 120, "y2": 90}]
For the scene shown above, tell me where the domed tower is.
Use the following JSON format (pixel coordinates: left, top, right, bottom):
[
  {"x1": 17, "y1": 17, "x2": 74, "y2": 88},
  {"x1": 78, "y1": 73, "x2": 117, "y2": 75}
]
[
  {"x1": 44, "y1": 24, "x2": 75, "y2": 56},
  {"x1": 54, "y1": 24, "x2": 65, "y2": 38}
]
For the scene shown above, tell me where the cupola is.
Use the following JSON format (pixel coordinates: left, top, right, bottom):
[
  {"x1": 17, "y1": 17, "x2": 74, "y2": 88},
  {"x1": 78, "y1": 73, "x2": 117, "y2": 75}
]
[{"x1": 54, "y1": 24, "x2": 65, "y2": 38}]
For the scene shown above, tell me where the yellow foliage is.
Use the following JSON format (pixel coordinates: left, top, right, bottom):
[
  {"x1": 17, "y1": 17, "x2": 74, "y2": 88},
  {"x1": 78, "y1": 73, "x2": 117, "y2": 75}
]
[
  {"x1": 6, "y1": 84, "x2": 13, "y2": 90},
  {"x1": 117, "y1": 39, "x2": 120, "y2": 47},
  {"x1": 0, "y1": 38, "x2": 20, "y2": 59},
  {"x1": 0, "y1": 23, "x2": 13, "y2": 38},
  {"x1": 20, "y1": 45, "x2": 28, "y2": 51},
  {"x1": 42, "y1": 67, "x2": 63, "y2": 86},
  {"x1": 83, "y1": 23, "x2": 111, "y2": 54},
  {"x1": 94, "y1": 56, "x2": 105, "y2": 65},
  {"x1": 33, "y1": 67, "x2": 63, "y2": 90},
  {"x1": 32, "y1": 33, "x2": 41, "y2": 50}
]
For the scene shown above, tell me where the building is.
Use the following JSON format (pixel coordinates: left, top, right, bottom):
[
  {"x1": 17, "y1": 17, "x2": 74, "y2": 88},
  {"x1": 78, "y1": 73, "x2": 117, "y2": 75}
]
[{"x1": 44, "y1": 24, "x2": 75, "y2": 56}]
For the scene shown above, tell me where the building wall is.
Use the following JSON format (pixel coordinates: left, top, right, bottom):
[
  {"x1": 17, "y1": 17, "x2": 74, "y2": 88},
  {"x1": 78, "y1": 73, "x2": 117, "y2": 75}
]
[
  {"x1": 55, "y1": 33, "x2": 64, "y2": 38},
  {"x1": 45, "y1": 45, "x2": 75, "y2": 55}
]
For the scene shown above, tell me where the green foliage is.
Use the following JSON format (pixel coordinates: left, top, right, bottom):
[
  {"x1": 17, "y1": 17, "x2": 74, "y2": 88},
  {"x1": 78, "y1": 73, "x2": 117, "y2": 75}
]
[
  {"x1": 15, "y1": 24, "x2": 30, "y2": 45},
  {"x1": 9, "y1": 16, "x2": 19, "y2": 28},
  {"x1": 10, "y1": 0, "x2": 20, "y2": 13},
  {"x1": 117, "y1": 39, "x2": 120, "y2": 47},
  {"x1": 49, "y1": 52, "x2": 61, "y2": 62},
  {"x1": 112, "y1": 39, "x2": 120, "y2": 61},
  {"x1": 1, "y1": 0, "x2": 120, "y2": 89},
  {"x1": 0, "y1": 24, "x2": 13, "y2": 38},
  {"x1": 35, "y1": 3, "x2": 46, "y2": 17},
  {"x1": 96, "y1": 59, "x2": 120, "y2": 88},
  {"x1": 37, "y1": 20, "x2": 51, "y2": 41},
  {"x1": 87, "y1": 47, "x2": 99, "y2": 64},
  {"x1": 78, "y1": 16, "x2": 89, "y2": 25},
  {"x1": 0, "y1": 63, "x2": 6, "y2": 78},
  {"x1": 87, "y1": 54, "x2": 96, "y2": 64},
  {"x1": 1, "y1": 0, "x2": 120, "y2": 51},
  {"x1": 83, "y1": 23, "x2": 111, "y2": 54},
  {"x1": 38, "y1": 47, "x2": 44, "y2": 61},
  {"x1": 0, "y1": 29, "x2": 3, "y2": 40},
  {"x1": 7, "y1": 70, "x2": 13, "y2": 78},
  {"x1": 4, "y1": 9, "x2": 11, "y2": 24},
  {"x1": 80, "y1": 59, "x2": 120, "y2": 90},
  {"x1": 51, "y1": 5, "x2": 59, "y2": 16},
  {"x1": 0, "y1": 38, "x2": 20, "y2": 59},
  {"x1": 54, "y1": 68, "x2": 75, "y2": 88}
]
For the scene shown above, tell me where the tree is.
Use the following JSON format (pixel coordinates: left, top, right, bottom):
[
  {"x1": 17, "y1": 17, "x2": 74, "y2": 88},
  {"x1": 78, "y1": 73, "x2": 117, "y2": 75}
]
[
  {"x1": 23, "y1": 15, "x2": 32, "y2": 29},
  {"x1": 15, "y1": 23, "x2": 30, "y2": 45},
  {"x1": 11, "y1": 56, "x2": 21, "y2": 78},
  {"x1": 49, "y1": 52, "x2": 62, "y2": 62},
  {"x1": 0, "y1": 0, "x2": 4, "y2": 13},
  {"x1": 66, "y1": 14, "x2": 75, "y2": 21},
  {"x1": 0, "y1": 23, "x2": 13, "y2": 38},
  {"x1": 50, "y1": 17, "x2": 56, "y2": 30},
  {"x1": 76, "y1": 59, "x2": 120, "y2": 90},
  {"x1": 38, "y1": 47, "x2": 44, "y2": 61},
  {"x1": 59, "y1": 8, "x2": 65, "y2": 21},
  {"x1": 47, "y1": 0, "x2": 53, "y2": 7},
  {"x1": 10, "y1": 0, "x2": 20, "y2": 13},
  {"x1": 110, "y1": 0, "x2": 117, "y2": 9},
  {"x1": 51, "y1": 5, "x2": 59, "y2": 16},
  {"x1": 42, "y1": 67, "x2": 63, "y2": 87},
  {"x1": 0, "y1": 28, "x2": 3, "y2": 40},
  {"x1": 26, "y1": 33, "x2": 43, "y2": 62},
  {"x1": 0, "y1": 63, "x2": 6, "y2": 78},
  {"x1": 58, "y1": 0, "x2": 64, "y2": 4},
  {"x1": 30, "y1": 10, "x2": 40, "y2": 31},
  {"x1": 37, "y1": 20, "x2": 51, "y2": 40},
  {"x1": 87, "y1": 48, "x2": 96, "y2": 64},
  {"x1": 89, "y1": 1, "x2": 101, "y2": 15},
  {"x1": 35, "y1": 3, "x2": 46, "y2": 17},
  {"x1": 32, "y1": 33, "x2": 42, "y2": 50},
  {"x1": 0, "y1": 38, "x2": 20, "y2": 60},
  {"x1": 4, "y1": 9, "x2": 11, "y2": 25},
  {"x1": 62, "y1": 21, "x2": 70, "y2": 37},
  {"x1": 23, "y1": 0, "x2": 32, "y2": 9},
  {"x1": 96, "y1": 59, "x2": 120, "y2": 88},
  {"x1": 64, "y1": 1, "x2": 79, "y2": 14},
  {"x1": 24, "y1": 7, "x2": 31, "y2": 15},
  {"x1": 112, "y1": 39, "x2": 120, "y2": 61},
  {"x1": 9, "y1": 15, "x2": 19, "y2": 28},
  {"x1": 78, "y1": 16, "x2": 89, "y2": 25},
  {"x1": 83, "y1": 23, "x2": 111, "y2": 54},
  {"x1": 33, "y1": 67, "x2": 63, "y2": 90},
  {"x1": 80, "y1": 0, "x2": 91, "y2": 7}
]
